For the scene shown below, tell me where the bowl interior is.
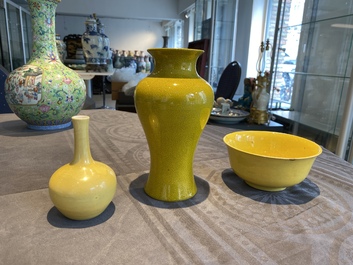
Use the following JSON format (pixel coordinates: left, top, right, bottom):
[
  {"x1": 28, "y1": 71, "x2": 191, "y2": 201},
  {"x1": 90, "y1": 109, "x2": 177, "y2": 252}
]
[{"x1": 224, "y1": 131, "x2": 322, "y2": 159}]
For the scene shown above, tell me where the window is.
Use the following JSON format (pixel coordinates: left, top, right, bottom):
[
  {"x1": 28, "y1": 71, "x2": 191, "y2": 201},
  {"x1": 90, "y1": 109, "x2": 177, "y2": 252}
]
[
  {"x1": 1, "y1": 0, "x2": 32, "y2": 71},
  {"x1": 193, "y1": 0, "x2": 238, "y2": 92},
  {"x1": 164, "y1": 20, "x2": 184, "y2": 48}
]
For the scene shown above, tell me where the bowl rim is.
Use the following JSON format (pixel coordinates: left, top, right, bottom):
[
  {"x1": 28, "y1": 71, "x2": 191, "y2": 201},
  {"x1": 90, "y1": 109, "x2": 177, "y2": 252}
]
[{"x1": 223, "y1": 131, "x2": 323, "y2": 160}]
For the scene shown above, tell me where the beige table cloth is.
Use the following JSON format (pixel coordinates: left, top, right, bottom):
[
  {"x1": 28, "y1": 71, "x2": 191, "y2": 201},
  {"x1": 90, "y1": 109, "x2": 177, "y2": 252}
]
[{"x1": 0, "y1": 110, "x2": 353, "y2": 265}]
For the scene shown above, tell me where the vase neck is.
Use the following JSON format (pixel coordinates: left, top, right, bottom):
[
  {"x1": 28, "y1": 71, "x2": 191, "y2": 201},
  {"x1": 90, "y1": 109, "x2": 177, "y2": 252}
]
[
  {"x1": 71, "y1": 116, "x2": 94, "y2": 165},
  {"x1": 28, "y1": 0, "x2": 60, "y2": 60},
  {"x1": 147, "y1": 48, "x2": 203, "y2": 78}
]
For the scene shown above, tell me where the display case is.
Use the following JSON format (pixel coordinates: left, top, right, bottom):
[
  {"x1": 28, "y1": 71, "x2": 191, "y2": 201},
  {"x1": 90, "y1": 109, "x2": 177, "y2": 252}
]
[{"x1": 269, "y1": 0, "x2": 353, "y2": 160}]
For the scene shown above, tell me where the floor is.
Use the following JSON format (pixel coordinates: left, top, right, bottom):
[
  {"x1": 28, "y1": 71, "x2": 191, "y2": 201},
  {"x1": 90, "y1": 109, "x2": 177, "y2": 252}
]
[{"x1": 91, "y1": 94, "x2": 116, "y2": 109}]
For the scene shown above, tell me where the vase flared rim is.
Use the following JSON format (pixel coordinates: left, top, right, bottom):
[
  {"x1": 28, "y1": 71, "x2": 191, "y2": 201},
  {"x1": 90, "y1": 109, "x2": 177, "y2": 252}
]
[
  {"x1": 146, "y1": 48, "x2": 204, "y2": 78},
  {"x1": 30, "y1": 0, "x2": 61, "y2": 3},
  {"x1": 147, "y1": 48, "x2": 204, "y2": 55},
  {"x1": 72, "y1": 115, "x2": 90, "y2": 121}
]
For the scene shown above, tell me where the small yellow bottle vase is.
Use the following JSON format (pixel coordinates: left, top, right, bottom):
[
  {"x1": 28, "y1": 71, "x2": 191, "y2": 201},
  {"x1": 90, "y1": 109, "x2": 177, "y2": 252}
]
[
  {"x1": 49, "y1": 115, "x2": 117, "y2": 220},
  {"x1": 134, "y1": 48, "x2": 214, "y2": 202}
]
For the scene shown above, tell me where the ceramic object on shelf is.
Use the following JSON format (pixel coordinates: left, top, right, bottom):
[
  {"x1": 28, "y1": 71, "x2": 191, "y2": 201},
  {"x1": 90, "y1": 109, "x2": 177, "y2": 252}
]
[
  {"x1": 145, "y1": 56, "x2": 151, "y2": 73},
  {"x1": 134, "y1": 48, "x2": 214, "y2": 202},
  {"x1": 209, "y1": 108, "x2": 249, "y2": 124},
  {"x1": 97, "y1": 19, "x2": 110, "y2": 65},
  {"x1": 75, "y1": 48, "x2": 84, "y2": 60},
  {"x1": 5, "y1": 0, "x2": 86, "y2": 130},
  {"x1": 63, "y1": 34, "x2": 82, "y2": 59},
  {"x1": 49, "y1": 115, "x2": 117, "y2": 220},
  {"x1": 81, "y1": 15, "x2": 105, "y2": 67}
]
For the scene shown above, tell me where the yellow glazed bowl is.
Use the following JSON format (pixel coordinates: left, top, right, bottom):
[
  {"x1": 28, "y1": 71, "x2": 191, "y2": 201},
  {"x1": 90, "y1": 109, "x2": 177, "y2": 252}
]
[{"x1": 223, "y1": 131, "x2": 322, "y2": 191}]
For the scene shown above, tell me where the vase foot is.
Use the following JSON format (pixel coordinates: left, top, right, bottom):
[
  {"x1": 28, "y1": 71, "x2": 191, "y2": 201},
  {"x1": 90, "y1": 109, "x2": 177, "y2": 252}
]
[
  {"x1": 144, "y1": 182, "x2": 197, "y2": 202},
  {"x1": 27, "y1": 121, "x2": 72, "y2": 131}
]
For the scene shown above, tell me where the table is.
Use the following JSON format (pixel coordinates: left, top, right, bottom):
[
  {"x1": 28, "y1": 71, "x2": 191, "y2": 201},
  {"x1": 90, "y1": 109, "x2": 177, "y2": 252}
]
[
  {"x1": 1, "y1": 110, "x2": 353, "y2": 264},
  {"x1": 75, "y1": 70, "x2": 114, "y2": 109}
]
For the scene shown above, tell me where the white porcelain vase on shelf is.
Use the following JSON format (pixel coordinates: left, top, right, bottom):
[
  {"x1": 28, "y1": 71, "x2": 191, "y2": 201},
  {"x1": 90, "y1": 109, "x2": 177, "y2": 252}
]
[
  {"x1": 81, "y1": 14, "x2": 105, "y2": 71},
  {"x1": 97, "y1": 19, "x2": 110, "y2": 65}
]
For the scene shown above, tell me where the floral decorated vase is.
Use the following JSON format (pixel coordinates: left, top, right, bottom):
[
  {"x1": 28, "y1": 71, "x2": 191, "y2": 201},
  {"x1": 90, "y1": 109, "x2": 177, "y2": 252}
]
[
  {"x1": 5, "y1": 0, "x2": 86, "y2": 130},
  {"x1": 134, "y1": 48, "x2": 214, "y2": 202},
  {"x1": 97, "y1": 19, "x2": 110, "y2": 65},
  {"x1": 55, "y1": 34, "x2": 66, "y2": 62},
  {"x1": 81, "y1": 15, "x2": 106, "y2": 68}
]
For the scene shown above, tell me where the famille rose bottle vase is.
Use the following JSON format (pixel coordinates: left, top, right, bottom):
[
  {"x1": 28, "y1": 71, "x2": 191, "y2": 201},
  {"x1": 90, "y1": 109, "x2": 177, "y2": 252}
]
[
  {"x1": 134, "y1": 48, "x2": 214, "y2": 202},
  {"x1": 5, "y1": 0, "x2": 86, "y2": 130}
]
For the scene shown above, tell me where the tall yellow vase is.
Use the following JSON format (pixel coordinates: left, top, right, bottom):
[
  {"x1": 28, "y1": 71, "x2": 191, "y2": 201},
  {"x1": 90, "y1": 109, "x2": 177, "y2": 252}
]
[
  {"x1": 134, "y1": 48, "x2": 214, "y2": 202},
  {"x1": 49, "y1": 115, "x2": 117, "y2": 220}
]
